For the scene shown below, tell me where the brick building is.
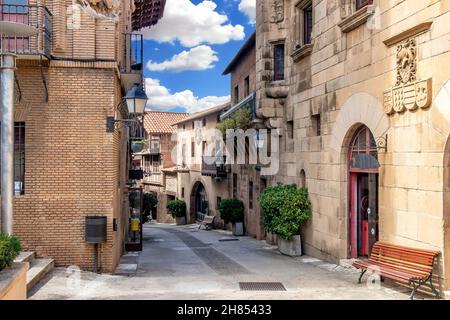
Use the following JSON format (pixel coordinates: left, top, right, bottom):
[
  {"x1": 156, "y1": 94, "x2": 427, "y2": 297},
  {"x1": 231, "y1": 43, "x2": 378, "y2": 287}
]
[
  {"x1": 0, "y1": 0, "x2": 165, "y2": 272},
  {"x1": 253, "y1": 0, "x2": 450, "y2": 292},
  {"x1": 135, "y1": 111, "x2": 188, "y2": 223}
]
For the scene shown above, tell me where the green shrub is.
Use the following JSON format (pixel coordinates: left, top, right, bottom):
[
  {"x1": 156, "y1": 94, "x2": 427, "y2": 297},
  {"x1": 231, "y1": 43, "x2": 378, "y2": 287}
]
[
  {"x1": 0, "y1": 234, "x2": 22, "y2": 271},
  {"x1": 218, "y1": 198, "x2": 244, "y2": 224},
  {"x1": 259, "y1": 184, "x2": 311, "y2": 241},
  {"x1": 216, "y1": 107, "x2": 252, "y2": 135},
  {"x1": 167, "y1": 199, "x2": 186, "y2": 218},
  {"x1": 143, "y1": 192, "x2": 158, "y2": 222}
]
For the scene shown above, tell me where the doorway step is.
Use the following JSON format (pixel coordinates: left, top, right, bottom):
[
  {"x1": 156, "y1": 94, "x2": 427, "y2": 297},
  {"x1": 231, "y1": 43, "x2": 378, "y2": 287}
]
[{"x1": 14, "y1": 252, "x2": 54, "y2": 292}]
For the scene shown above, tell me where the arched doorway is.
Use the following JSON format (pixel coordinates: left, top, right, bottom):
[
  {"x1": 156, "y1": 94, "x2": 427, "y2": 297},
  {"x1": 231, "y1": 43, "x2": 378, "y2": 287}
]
[
  {"x1": 191, "y1": 182, "x2": 209, "y2": 221},
  {"x1": 348, "y1": 126, "x2": 380, "y2": 258}
]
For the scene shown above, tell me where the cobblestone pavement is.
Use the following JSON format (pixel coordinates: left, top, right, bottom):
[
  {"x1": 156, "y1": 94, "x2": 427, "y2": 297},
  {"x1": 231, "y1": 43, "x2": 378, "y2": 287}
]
[{"x1": 29, "y1": 223, "x2": 418, "y2": 300}]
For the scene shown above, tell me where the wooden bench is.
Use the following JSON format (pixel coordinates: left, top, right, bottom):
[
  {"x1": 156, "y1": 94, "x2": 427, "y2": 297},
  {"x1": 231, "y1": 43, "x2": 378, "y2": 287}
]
[
  {"x1": 198, "y1": 215, "x2": 215, "y2": 230},
  {"x1": 353, "y1": 242, "x2": 440, "y2": 299}
]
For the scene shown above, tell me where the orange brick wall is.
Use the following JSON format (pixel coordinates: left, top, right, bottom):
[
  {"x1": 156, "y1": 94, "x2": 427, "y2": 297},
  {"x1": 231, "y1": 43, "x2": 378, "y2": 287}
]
[{"x1": 11, "y1": 61, "x2": 127, "y2": 273}]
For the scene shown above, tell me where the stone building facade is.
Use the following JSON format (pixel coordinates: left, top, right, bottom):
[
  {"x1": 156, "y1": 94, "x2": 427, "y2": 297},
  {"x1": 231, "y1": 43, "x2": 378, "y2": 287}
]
[
  {"x1": 0, "y1": 0, "x2": 164, "y2": 272},
  {"x1": 222, "y1": 33, "x2": 266, "y2": 240},
  {"x1": 173, "y1": 104, "x2": 231, "y2": 228},
  {"x1": 254, "y1": 0, "x2": 450, "y2": 291},
  {"x1": 137, "y1": 111, "x2": 188, "y2": 223}
]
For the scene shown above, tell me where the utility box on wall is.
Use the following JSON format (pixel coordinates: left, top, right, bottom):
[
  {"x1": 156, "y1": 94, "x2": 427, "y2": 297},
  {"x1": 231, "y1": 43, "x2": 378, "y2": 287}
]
[{"x1": 85, "y1": 216, "x2": 107, "y2": 244}]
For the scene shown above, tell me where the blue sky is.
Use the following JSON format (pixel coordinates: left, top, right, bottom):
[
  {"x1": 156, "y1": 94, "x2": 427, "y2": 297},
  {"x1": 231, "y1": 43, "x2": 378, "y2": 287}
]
[{"x1": 140, "y1": 0, "x2": 256, "y2": 113}]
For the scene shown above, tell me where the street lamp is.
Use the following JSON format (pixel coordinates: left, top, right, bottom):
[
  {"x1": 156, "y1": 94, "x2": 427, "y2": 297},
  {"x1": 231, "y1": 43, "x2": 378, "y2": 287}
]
[
  {"x1": 0, "y1": 20, "x2": 37, "y2": 235},
  {"x1": 106, "y1": 83, "x2": 148, "y2": 133},
  {"x1": 124, "y1": 83, "x2": 148, "y2": 116}
]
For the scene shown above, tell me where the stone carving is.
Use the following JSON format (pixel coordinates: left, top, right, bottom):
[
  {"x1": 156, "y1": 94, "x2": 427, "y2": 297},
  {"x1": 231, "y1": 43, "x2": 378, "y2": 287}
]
[
  {"x1": 270, "y1": 0, "x2": 284, "y2": 23},
  {"x1": 384, "y1": 38, "x2": 431, "y2": 115},
  {"x1": 396, "y1": 38, "x2": 417, "y2": 86},
  {"x1": 75, "y1": 0, "x2": 121, "y2": 21},
  {"x1": 383, "y1": 79, "x2": 432, "y2": 115}
]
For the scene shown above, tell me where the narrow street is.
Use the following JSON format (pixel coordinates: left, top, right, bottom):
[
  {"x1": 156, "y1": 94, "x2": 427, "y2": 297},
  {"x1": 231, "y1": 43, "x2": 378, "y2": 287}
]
[{"x1": 29, "y1": 223, "x2": 413, "y2": 300}]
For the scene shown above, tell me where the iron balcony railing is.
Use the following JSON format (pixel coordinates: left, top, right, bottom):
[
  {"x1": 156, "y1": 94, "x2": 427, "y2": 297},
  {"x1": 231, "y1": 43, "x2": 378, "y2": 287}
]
[
  {"x1": 0, "y1": 4, "x2": 52, "y2": 57},
  {"x1": 143, "y1": 171, "x2": 163, "y2": 185},
  {"x1": 201, "y1": 156, "x2": 228, "y2": 178},
  {"x1": 121, "y1": 33, "x2": 143, "y2": 74}
]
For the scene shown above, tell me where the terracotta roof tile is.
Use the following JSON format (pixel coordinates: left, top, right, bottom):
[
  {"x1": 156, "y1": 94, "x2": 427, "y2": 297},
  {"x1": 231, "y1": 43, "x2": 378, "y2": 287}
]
[{"x1": 143, "y1": 111, "x2": 190, "y2": 134}]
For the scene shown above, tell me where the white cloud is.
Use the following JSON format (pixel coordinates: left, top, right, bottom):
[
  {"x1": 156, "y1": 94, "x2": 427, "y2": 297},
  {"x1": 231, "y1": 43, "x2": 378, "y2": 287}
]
[
  {"x1": 141, "y1": 0, "x2": 245, "y2": 47},
  {"x1": 145, "y1": 78, "x2": 230, "y2": 113},
  {"x1": 239, "y1": 0, "x2": 256, "y2": 25},
  {"x1": 147, "y1": 45, "x2": 218, "y2": 72}
]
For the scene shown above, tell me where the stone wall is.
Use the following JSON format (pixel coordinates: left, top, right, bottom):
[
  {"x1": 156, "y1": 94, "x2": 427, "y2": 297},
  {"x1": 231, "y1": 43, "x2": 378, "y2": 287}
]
[{"x1": 255, "y1": 0, "x2": 450, "y2": 290}]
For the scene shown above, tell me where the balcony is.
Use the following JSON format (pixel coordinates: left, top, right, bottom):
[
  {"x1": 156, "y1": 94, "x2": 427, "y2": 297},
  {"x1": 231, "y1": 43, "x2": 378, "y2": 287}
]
[
  {"x1": 120, "y1": 33, "x2": 143, "y2": 92},
  {"x1": 219, "y1": 92, "x2": 256, "y2": 122},
  {"x1": 143, "y1": 172, "x2": 163, "y2": 185},
  {"x1": 201, "y1": 156, "x2": 228, "y2": 178},
  {"x1": 0, "y1": 4, "x2": 52, "y2": 59}
]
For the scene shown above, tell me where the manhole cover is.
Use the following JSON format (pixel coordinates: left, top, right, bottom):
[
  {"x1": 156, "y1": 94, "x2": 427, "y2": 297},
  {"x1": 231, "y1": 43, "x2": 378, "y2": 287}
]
[
  {"x1": 218, "y1": 238, "x2": 239, "y2": 242},
  {"x1": 239, "y1": 282, "x2": 286, "y2": 291}
]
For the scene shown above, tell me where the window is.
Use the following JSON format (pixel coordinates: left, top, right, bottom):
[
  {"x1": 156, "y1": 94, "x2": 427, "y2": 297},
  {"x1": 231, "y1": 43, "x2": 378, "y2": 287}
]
[
  {"x1": 181, "y1": 187, "x2": 185, "y2": 198},
  {"x1": 312, "y1": 114, "x2": 321, "y2": 136},
  {"x1": 244, "y1": 76, "x2": 250, "y2": 97},
  {"x1": 202, "y1": 118, "x2": 207, "y2": 127},
  {"x1": 191, "y1": 140, "x2": 195, "y2": 157},
  {"x1": 233, "y1": 173, "x2": 238, "y2": 198},
  {"x1": 248, "y1": 181, "x2": 253, "y2": 210},
  {"x1": 0, "y1": 122, "x2": 25, "y2": 195},
  {"x1": 216, "y1": 196, "x2": 222, "y2": 209},
  {"x1": 299, "y1": 169, "x2": 306, "y2": 188},
  {"x1": 303, "y1": 3, "x2": 313, "y2": 45},
  {"x1": 234, "y1": 85, "x2": 239, "y2": 104},
  {"x1": 287, "y1": 121, "x2": 294, "y2": 139},
  {"x1": 202, "y1": 141, "x2": 206, "y2": 156},
  {"x1": 356, "y1": 0, "x2": 372, "y2": 11},
  {"x1": 273, "y1": 43, "x2": 285, "y2": 81},
  {"x1": 192, "y1": 121, "x2": 195, "y2": 129},
  {"x1": 150, "y1": 136, "x2": 160, "y2": 150},
  {"x1": 182, "y1": 124, "x2": 186, "y2": 130}
]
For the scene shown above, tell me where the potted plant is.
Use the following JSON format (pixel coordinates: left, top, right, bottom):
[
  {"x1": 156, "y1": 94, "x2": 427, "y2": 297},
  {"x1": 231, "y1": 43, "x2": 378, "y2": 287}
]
[
  {"x1": 131, "y1": 140, "x2": 145, "y2": 153},
  {"x1": 259, "y1": 184, "x2": 311, "y2": 256},
  {"x1": 167, "y1": 199, "x2": 187, "y2": 225},
  {"x1": 143, "y1": 192, "x2": 158, "y2": 223},
  {"x1": 0, "y1": 233, "x2": 21, "y2": 272},
  {"x1": 218, "y1": 198, "x2": 245, "y2": 236}
]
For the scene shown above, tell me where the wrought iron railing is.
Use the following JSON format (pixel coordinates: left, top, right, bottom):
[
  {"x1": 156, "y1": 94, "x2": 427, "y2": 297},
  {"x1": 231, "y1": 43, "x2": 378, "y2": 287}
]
[
  {"x1": 0, "y1": 4, "x2": 52, "y2": 57},
  {"x1": 120, "y1": 33, "x2": 143, "y2": 74},
  {"x1": 143, "y1": 172, "x2": 163, "y2": 185},
  {"x1": 201, "y1": 156, "x2": 228, "y2": 178}
]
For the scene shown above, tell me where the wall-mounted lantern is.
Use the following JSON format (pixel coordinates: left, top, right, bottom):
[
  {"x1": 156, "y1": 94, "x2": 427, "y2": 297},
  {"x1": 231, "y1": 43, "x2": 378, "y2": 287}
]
[{"x1": 106, "y1": 83, "x2": 148, "y2": 133}]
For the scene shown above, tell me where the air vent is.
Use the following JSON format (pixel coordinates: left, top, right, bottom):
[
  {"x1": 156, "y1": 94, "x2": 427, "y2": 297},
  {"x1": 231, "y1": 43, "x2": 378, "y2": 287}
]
[{"x1": 239, "y1": 282, "x2": 286, "y2": 291}]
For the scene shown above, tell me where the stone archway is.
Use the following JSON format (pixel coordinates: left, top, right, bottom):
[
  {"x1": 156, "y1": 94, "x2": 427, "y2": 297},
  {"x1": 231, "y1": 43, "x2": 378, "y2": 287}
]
[
  {"x1": 329, "y1": 92, "x2": 389, "y2": 258},
  {"x1": 190, "y1": 181, "x2": 209, "y2": 223}
]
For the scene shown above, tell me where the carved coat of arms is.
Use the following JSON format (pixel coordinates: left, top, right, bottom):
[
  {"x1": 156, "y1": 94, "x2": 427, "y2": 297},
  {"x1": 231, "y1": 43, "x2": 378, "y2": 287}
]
[
  {"x1": 384, "y1": 38, "x2": 432, "y2": 115},
  {"x1": 270, "y1": 0, "x2": 284, "y2": 23}
]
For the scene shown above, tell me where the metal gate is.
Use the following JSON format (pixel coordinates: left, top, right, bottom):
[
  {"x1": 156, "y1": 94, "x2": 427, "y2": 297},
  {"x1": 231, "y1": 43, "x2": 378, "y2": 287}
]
[{"x1": 195, "y1": 184, "x2": 208, "y2": 221}]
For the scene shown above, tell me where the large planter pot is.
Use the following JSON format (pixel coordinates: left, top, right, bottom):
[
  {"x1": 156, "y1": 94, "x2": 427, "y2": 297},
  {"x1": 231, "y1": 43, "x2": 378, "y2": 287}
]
[
  {"x1": 232, "y1": 222, "x2": 244, "y2": 236},
  {"x1": 175, "y1": 216, "x2": 186, "y2": 225},
  {"x1": 265, "y1": 231, "x2": 278, "y2": 245},
  {"x1": 0, "y1": 262, "x2": 28, "y2": 300},
  {"x1": 131, "y1": 141, "x2": 144, "y2": 153},
  {"x1": 277, "y1": 235, "x2": 302, "y2": 257}
]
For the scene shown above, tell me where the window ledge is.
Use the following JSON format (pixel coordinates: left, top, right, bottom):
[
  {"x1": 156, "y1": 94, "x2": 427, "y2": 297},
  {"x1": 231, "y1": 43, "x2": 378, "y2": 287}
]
[
  {"x1": 265, "y1": 82, "x2": 289, "y2": 99},
  {"x1": 338, "y1": 5, "x2": 376, "y2": 33},
  {"x1": 291, "y1": 43, "x2": 313, "y2": 62}
]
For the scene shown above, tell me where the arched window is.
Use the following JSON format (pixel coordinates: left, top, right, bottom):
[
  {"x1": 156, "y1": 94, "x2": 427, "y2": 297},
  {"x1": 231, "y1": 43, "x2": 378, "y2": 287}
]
[
  {"x1": 299, "y1": 169, "x2": 306, "y2": 188},
  {"x1": 349, "y1": 126, "x2": 379, "y2": 173}
]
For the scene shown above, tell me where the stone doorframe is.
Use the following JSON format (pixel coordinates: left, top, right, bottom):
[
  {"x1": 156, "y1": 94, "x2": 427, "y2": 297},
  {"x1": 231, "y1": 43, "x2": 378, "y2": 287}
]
[
  {"x1": 189, "y1": 179, "x2": 208, "y2": 224},
  {"x1": 329, "y1": 92, "x2": 389, "y2": 259}
]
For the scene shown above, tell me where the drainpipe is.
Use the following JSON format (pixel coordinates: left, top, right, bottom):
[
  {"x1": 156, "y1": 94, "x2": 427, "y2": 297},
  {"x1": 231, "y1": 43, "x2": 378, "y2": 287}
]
[{"x1": 0, "y1": 53, "x2": 16, "y2": 235}]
